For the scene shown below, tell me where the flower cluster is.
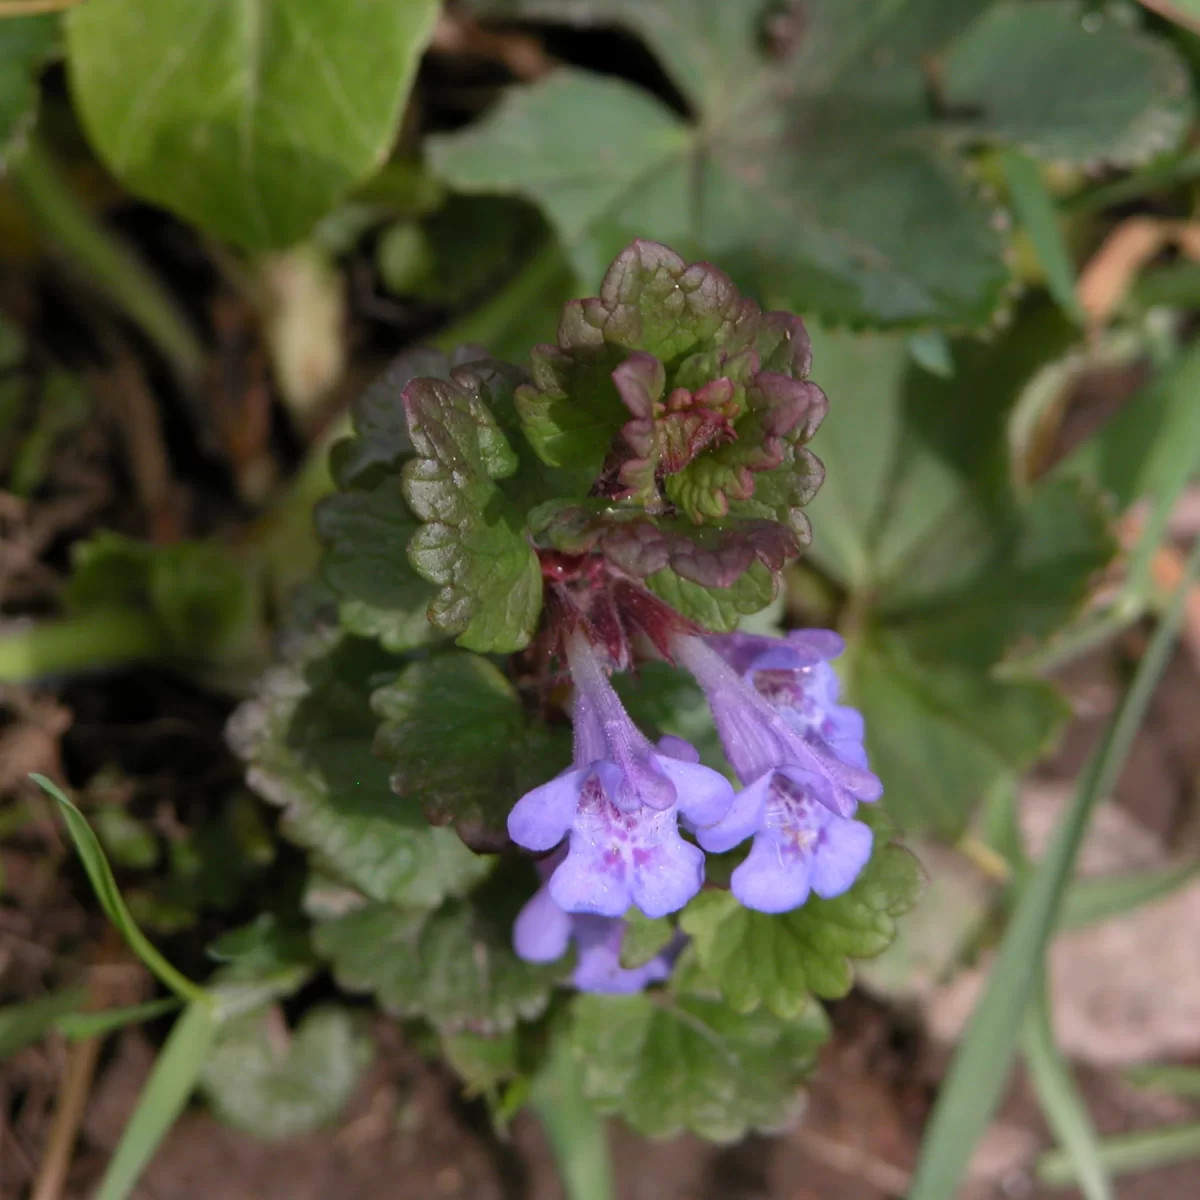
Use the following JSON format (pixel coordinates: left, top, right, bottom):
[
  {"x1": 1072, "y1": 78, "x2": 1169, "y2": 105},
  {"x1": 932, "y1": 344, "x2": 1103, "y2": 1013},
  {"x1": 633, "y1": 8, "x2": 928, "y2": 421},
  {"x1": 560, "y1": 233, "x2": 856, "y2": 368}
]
[{"x1": 509, "y1": 625, "x2": 882, "y2": 991}]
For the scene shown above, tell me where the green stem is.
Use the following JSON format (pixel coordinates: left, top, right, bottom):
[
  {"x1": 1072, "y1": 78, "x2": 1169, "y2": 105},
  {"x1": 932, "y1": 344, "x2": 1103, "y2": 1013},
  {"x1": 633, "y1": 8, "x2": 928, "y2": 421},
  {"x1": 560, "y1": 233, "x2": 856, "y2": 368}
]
[
  {"x1": 0, "y1": 610, "x2": 170, "y2": 683},
  {"x1": 9, "y1": 137, "x2": 206, "y2": 385},
  {"x1": 530, "y1": 1038, "x2": 614, "y2": 1200},
  {"x1": 1038, "y1": 1122, "x2": 1200, "y2": 1188}
]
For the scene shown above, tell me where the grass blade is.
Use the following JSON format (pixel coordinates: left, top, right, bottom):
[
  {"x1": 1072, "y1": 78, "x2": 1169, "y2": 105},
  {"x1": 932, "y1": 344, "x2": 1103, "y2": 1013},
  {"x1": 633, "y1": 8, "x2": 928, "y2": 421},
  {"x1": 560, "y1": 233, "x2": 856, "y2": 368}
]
[
  {"x1": 1038, "y1": 1122, "x2": 1200, "y2": 1188},
  {"x1": 530, "y1": 1035, "x2": 614, "y2": 1200},
  {"x1": 0, "y1": 988, "x2": 88, "y2": 1059},
  {"x1": 95, "y1": 1001, "x2": 218, "y2": 1200},
  {"x1": 1002, "y1": 150, "x2": 1085, "y2": 325},
  {"x1": 57, "y1": 997, "x2": 181, "y2": 1040},
  {"x1": 1022, "y1": 977, "x2": 1112, "y2": 1200},
  {"x1": 1123, "y1": 1064, "x2": 1200, "y2": 1099},
  {"x1": 30, "y1": 774, "x2": 205, "y2": 1004},
  {"x1": 908, "y1": 532, "x2": 1200, "y2": 1200},
  {"x1": 1059, "y1": 860, "x2": 1199, "y2": 929}
]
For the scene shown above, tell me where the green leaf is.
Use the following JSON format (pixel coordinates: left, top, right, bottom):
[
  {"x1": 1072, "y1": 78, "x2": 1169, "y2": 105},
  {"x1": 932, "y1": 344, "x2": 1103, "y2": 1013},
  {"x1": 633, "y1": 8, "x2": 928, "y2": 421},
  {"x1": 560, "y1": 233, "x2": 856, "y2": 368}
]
[
  {"x1": 440, "y1": 1, "x2": 1188, "y2": 327},
  {"x1": 373, "y1": 651, "x2": 569, "y2": 851},
  {"x1": 907, "y1": 532, "x2": 1200, "y2": 1200},
  {"x1": 646, "y1": 560, "x2": 776, "y2": 633},
  {"x1": 679, "y1": 810, "x2": 923, "y2": 1016},
  {"x1": 311, "y1": 864, "x2": 567, "y2": 1034},
  {"x1": 0, "y1": 15, "x2": 57, "y2": 167},
  {"x1": 95, "y1": 1002, "x2": 219, "y2": 1200},
  {"x1": 229, "y1": 635, "x2": 493, "y2": 908},
  {"x1": 315, "y1": 478, "x2": 439, "y2": 652},
  {"x1": 441, "y1": 1028, "x2": 520, "y2": 1096},
  {"x1": 199, "y1": 1005, "x2": 372, "y2": 1139},
  {"x1": 1055, "y1": 341, "x2": 1200, "y2": 513},
  {"x1": 943, "y1": 1, "x2": 1192, "y2": 167},
  {"x1": 1022, "y1": 978, "x2": 1112, "y2": 1200},
  {"x1": 800, "y1": 311, "x2": 1115, "y2": 833},
  {"x1": 63, "y1": 533, "x2": 259, "y2": 663},
  {"x1": 66, "y1": 0, "x2": 440, "y2": 249},
  {"x1": 848, "y1": 635, "x2": 1068, "y2": 835},
  {"x1": 0, "y1": 987, "x2": 87, "y2": 1059},
  {"x1": 569, "y1": 981, "x2": 828, "y2": 1141},
  {"x1": 57, "y1": 998, "x2": 181, "y2": 1041},
  {"x1": 401, "y1": 369, "x2": 542, "y2": 652},
  {"x1": 1001, "y1": 149, "x2": 1085, "y2": 325},
  {"x1": 431, "y1": 46, "x2": 1003, "y2": 328},
  {"x1": 92, "y1": 806, "x2": 159, "y2": 870},
  {"x1": 31, "y1": 775, "x2": 206, "y2": 1004},
  {"x1": 618, "y1": 909, "x2": 675, "y2": 970},
  {"x1": 531, "y1": 1034, "x2": 615, "y2": 1200}
]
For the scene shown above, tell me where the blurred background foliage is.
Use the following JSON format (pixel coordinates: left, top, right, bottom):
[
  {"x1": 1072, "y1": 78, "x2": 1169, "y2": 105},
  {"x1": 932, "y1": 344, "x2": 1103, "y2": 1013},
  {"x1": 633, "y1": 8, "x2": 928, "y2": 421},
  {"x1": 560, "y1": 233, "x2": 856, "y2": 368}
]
[{"x1": 3, "y1": 2, "x2": 1200, "y2": 1199}]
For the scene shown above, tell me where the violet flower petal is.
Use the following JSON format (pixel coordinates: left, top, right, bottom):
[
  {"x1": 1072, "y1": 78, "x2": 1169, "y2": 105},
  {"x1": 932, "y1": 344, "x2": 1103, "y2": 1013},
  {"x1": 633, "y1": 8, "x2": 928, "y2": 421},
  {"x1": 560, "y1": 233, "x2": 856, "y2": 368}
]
[
  {"x1": 507, "y1": 766, "x2": 589, "y2": 851},
  {"x1": 513, "y1": 884, "x2": 573, "y2": 962}
]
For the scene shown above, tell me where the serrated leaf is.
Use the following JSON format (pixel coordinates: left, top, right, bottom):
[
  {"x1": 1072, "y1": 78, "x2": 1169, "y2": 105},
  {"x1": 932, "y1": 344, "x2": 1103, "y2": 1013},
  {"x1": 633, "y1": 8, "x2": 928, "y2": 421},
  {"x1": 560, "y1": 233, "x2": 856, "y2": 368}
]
[
  {"x1": 569, "y1": 984, "x2": 827, "y2": 1141},
  {"x1": 0, "y1": 15, "x2": 57, "y2": 166},
  {"x1": 646, "y1": 560, "x2": 776, "y2": 632},
  {"x1": 372, "y1": 651, "x2": 570, "y2": 851},
  {"x1": 848, "y1": 633, "x2": 1069, "y2": 835},
  {"x1": 315, "y1": 478, "x2": 439, "y2": 652},
  {"x1": 199, "y1": 1005, "x2": 372, "y2": 1140},
  {"x1": 66, "y1": 0, "x2": 439, "y2": 249},
  {"x1": 441, "y1": 1029, "x2": 520, "y2": 1095},
  {"x1": 441, "y1": 0, "x2": 1189, "y2": 327},
  {"x1": 228, "y1": 636, "x2": 493, "y2": 908},
  {"x1": 943, "y1": 1, "x2": 1192, "y2": 167},
  {"x1": 330, "y1": 348, "x2": 463, "y2": 489},
  {"x1": 431, "y1": 45, "x2": 1002, "y2": 327},
  {"x1": 402, "y1": 372, "x2": 542, "y2": 652},
  {"x1": 312, "y1": 865, "x2": 566, "y2": 1034},
  {"x1": 679, "y1": 811, "x2": 924, "y2": 1016}
]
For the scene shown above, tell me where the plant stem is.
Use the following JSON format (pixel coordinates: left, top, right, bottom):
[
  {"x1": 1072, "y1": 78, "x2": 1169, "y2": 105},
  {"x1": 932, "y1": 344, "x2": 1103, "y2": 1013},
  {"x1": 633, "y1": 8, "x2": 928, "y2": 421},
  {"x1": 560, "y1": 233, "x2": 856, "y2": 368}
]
[
  {"x1": 530, "y1": 1037, "x2": 614, "y2": 1200},
  {"x1": 1038, "y1": 1122, "x2": 1200, "y2": 1188},
  {"x1": 908, "y1": 531, "x2": 1200, "y2": 1200},
  {"x1": 9, "y1": 138, "x2": 206, "y2": 386},
  {"x1": 0, "y1": 610, "x2": 170, "y2": 683}
]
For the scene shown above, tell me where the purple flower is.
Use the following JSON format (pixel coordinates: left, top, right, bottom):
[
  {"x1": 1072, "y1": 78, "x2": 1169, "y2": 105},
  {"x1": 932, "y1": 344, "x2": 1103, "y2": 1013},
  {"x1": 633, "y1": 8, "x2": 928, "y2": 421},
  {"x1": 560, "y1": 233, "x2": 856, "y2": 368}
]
[
  {"x1": 513, "y1": 878, "x2": 682, "y2": 994},
  {"x1": 507, "y1": 632, "x2": 734, "y2": 919},
  {"x1": 708, "y1": 630, "x2": 868, "y2": 768},
  {"x1": 697, "y1": 772, "x2": 873, "y2": 913},
  {"x1": 671, "y1": 631, "x2": 881, "y2": 819},
  {"x1": 668, "y1": 629, "x2": 879, "y2": 914}
]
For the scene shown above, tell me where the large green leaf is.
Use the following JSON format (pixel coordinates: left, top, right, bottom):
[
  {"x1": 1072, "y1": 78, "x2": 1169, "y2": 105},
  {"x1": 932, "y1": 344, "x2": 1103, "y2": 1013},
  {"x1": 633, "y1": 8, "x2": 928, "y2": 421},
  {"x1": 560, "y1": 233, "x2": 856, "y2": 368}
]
[
  {"x1": 849, "y1": 635, "x2": 1068, "y2": 833},
  {"x1": 943, "y1": 2, "x2": 1192, "y2": 166},
  {"x1": 228, "y1": 635, "x2": 493, "y2": 909},
  {"x1": 800, "y1": 310, "x2": 1115, "y2": 833},
  {"x1": 433, "y1": 0, "x2": 1188, "y2": 327},
  {"x1": 569, "y1": 973, "x2": 828, "y2": 1141},
  {"x1": 311, "y1": 865, "x2": 566, "y2": 1035},
  {"x1": 0, "y1": 15, "x2": 57, "y2": 166},
  {"x1": 66, "y1": 0, "x2": 439, "y2": 248},
  {"x1": 372, "y1": 651, "x2": 570, "y2": 851},
  {"x1": 679, "y1": 810, "x2": 923, "y2": 1017},
  {"x1": 199, "y1": 1005, "x2": 372, "y2": 1139}
]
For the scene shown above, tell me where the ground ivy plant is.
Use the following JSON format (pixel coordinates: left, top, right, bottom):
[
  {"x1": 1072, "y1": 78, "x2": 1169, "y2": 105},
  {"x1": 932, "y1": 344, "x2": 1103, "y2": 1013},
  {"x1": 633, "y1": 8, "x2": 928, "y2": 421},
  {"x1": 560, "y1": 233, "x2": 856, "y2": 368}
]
[{"x1": 231, "y1": 239, "x2": 924, "y2": 1139}]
